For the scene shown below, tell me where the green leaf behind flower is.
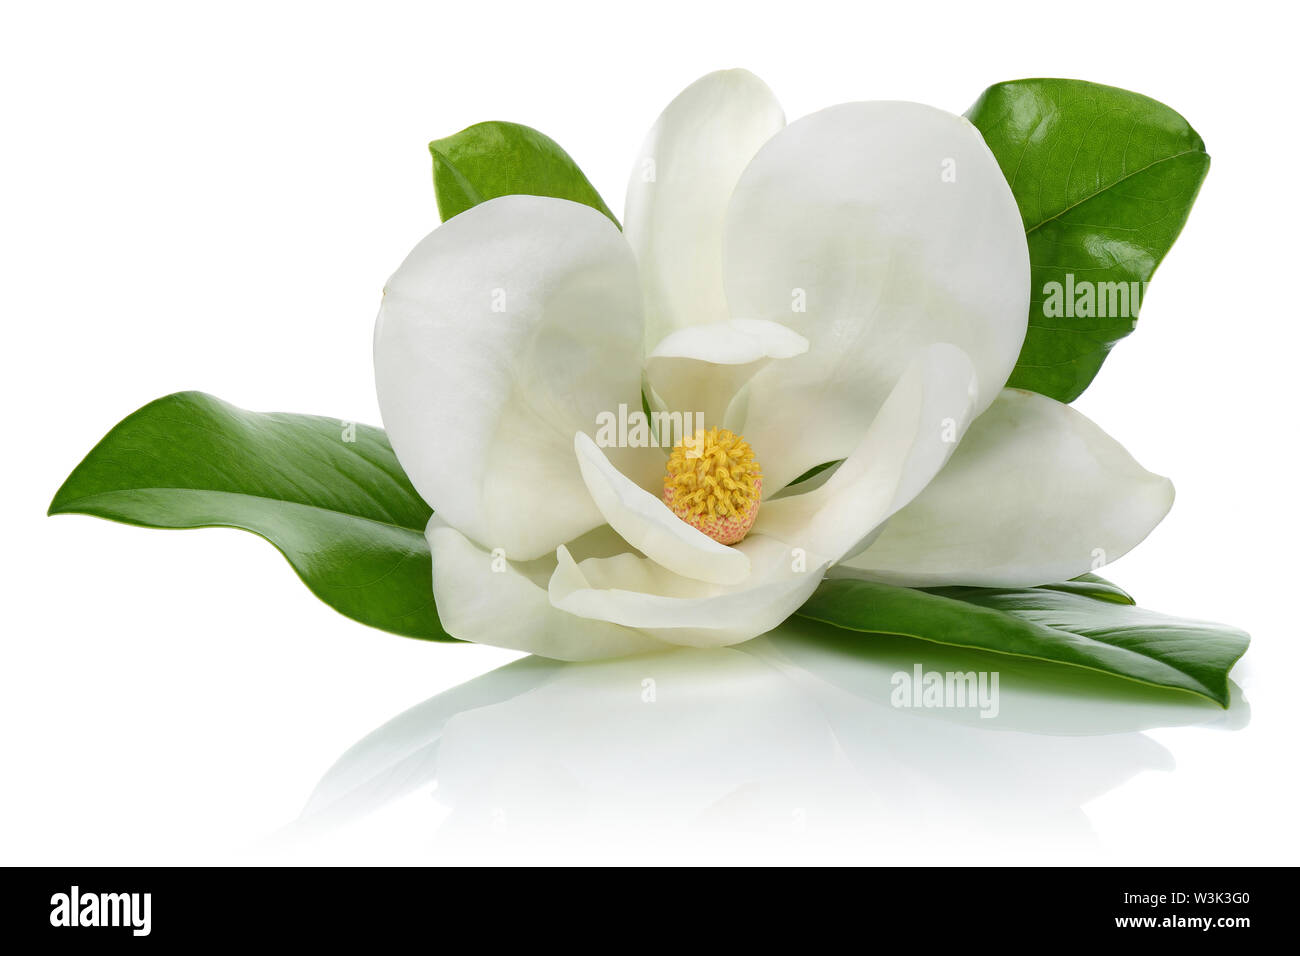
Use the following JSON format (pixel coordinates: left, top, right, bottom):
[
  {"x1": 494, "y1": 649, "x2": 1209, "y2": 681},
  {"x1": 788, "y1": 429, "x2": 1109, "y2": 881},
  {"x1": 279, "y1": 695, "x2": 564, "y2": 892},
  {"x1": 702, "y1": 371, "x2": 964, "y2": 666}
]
[
  {"x1": 49, "y1": 392, "x2": 450, "y2": 641},
  {"x1": 797, "y1": 573, "x2": 1246, "y2": 706},
  {"x1": 430, "y1": 121, "x2": 618, "y2": 227},
  {"x1": 967, "y1": 78, "x2": 1209, "y2": 402}
]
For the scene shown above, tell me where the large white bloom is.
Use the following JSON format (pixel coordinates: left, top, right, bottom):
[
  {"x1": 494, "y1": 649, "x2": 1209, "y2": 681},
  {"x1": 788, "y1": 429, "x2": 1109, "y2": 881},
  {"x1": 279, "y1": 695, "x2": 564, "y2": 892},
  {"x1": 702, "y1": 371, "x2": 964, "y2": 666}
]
[{"x1": 374, "y1": 70, "x2": 1173, "y2": 661}]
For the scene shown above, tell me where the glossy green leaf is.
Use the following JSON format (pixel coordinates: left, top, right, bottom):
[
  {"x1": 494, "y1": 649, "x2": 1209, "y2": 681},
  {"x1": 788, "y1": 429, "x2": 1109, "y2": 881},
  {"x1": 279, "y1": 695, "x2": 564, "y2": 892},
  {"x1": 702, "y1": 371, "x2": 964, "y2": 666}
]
[
  {"x1": 967, "y1": 79, "x2": 1210, "y2": 401},
  {"x1": 430, "y1": 121, "x2": 618, "y2": 226},
  {"x1": 798, "y1": 574, "x2": 1247, "y2": 706},
  {"x1": 938, "y1": 572, "x2": 1136, "y2": 606},
  {"x1": 49, "y1": 392, "x2": 450, "y2": 641}
]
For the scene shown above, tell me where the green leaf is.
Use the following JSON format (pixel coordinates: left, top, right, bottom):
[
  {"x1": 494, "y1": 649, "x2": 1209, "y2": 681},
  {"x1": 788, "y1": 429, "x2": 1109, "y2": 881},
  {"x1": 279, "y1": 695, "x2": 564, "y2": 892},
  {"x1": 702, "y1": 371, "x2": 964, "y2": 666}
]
[
  {"x1": 967, "y1": 79, "x2": 1210, "y2": 401},
  {"x1": 786, "y1": 460, "x2": 840, "y2": 488},
  {"x1": 797, "y1": 575, "x2": 1247, "y2": 706},
  {"x1": 430, "y1": 121, "x2": 618, "y2": 227},
  {"x1": 936, "y1": 572, "x2": 1135, "y2": 606},
  {"x1": 49, "y1": 392, "x2": 450, "y2": 641}
]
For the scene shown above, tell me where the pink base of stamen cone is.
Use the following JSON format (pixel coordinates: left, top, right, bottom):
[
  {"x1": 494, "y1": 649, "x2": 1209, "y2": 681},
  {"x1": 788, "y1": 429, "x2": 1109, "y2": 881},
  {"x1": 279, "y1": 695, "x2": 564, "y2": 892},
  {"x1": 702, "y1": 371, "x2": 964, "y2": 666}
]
[{"x1": 664, "y1": 476, "x2": 762, "y2": 545}]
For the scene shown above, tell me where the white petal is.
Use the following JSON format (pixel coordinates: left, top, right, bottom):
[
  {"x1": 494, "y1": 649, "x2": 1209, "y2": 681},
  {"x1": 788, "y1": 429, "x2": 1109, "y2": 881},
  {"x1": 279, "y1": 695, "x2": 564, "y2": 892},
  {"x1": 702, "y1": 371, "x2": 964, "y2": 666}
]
[
  {"x1": 625, "y1": 69, "x2": 785, "y2": 350},
  {"x1": 427, "y1": 517, "x2": 668, "y2": 661},
  {"x1": 753, "y1": 344, "x2": 978, "y2": 562},
  {"x1": 375, "y1": 195, "x2": 650, "y2": 561},
  {"x1": 725, "y1": 101, "x2": 1030, "y2": 490},
  {"x1": 548, "y1": 535, "x2": 830, "y2": 648},
  {"x1": 574, "y1": 431, "x2": 750, "y2": 586},
  {"x1": 645, "y1": 319, "x2": 808, "y2": 428},
  {"x1": 843, "y1": 389, "x2": 1175, "y2": 587}
]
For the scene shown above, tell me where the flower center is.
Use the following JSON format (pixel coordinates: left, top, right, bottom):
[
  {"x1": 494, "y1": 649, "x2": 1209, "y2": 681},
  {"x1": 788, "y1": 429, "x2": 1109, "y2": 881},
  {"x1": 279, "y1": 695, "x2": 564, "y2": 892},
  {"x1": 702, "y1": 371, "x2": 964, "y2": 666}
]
[{"x1": 663, "y1": 427, "x2": 762, "y2": 545}]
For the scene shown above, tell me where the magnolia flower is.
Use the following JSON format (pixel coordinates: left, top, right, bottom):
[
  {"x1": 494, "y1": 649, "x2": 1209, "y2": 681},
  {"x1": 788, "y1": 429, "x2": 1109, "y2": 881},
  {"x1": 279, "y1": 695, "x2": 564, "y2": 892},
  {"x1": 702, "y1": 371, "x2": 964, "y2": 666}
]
[{"x1": 374, "y1": 70, "x2": 1173, "y2": 661}]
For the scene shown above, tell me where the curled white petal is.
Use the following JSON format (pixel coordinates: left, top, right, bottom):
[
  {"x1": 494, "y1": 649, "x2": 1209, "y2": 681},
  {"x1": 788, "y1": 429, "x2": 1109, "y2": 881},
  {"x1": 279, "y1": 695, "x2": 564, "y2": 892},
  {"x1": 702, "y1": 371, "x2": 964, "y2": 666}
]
[
  {"x1": 427, "y1": 517, "x2": 667, "y2": 661},
  {"x1": 843, "y1": 389, "x2": 1176, "y2": 587},
  {"x1": 645, "y1": 319, "x2": 808, "y2": 428},
  {"x1": 549, "y1": 534, "x2": 830, "y2": 648},
  {"x1": 574, "y1": 432, "x2": 750, "y2": 586},
  {"x1": 753, "y1": 343, "x2": 978, "y2": 561}
]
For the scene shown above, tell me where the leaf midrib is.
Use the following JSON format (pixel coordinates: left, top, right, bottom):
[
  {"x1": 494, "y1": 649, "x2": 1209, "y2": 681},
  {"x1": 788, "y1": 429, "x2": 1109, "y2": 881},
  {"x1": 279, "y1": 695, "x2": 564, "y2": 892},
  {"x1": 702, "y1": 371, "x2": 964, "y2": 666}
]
[
  {"x1": 143, "y1": 409, "x2": 419, "y2": 529},
  {"x1": 50, "y1": 485, "x2": 429, "y2": 536},
  {"x1": 1023, "y1": 147, "x2": 1206, "y2": 236}
]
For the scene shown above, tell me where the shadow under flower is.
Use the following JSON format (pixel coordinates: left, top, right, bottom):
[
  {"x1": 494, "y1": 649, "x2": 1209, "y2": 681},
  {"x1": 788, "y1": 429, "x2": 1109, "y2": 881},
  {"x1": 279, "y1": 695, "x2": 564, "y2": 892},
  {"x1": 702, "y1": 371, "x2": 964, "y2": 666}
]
[{"x1": 284, "y1": 617, "x2": 1247, "y2": 863}]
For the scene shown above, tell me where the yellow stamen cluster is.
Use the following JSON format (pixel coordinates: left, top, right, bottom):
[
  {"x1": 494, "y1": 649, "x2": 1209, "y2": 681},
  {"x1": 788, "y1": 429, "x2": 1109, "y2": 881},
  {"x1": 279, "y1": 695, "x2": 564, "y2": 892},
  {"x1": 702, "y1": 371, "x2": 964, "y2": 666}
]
[{"x1": 663, "y1": 427, "x2": 763, "y2": 545}]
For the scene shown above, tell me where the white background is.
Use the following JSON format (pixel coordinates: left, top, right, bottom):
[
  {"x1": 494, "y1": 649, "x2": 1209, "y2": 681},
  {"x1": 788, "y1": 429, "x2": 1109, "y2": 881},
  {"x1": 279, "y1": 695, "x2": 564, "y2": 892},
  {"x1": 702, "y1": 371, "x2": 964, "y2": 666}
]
[{"x1": 2, "y1": 0, "x2": 1296, "y2": 865}]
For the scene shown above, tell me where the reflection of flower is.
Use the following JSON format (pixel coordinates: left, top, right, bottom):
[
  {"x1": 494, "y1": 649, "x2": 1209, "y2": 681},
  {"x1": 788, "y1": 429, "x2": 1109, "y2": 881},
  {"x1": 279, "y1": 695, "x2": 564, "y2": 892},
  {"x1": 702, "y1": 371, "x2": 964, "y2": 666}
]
[
  {"x1": 374, "y1": 70, "x2": 1172, "y2": 660},
  {"x1": 300, "y1": 621, "x2": 1225, "y2": 863}
]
